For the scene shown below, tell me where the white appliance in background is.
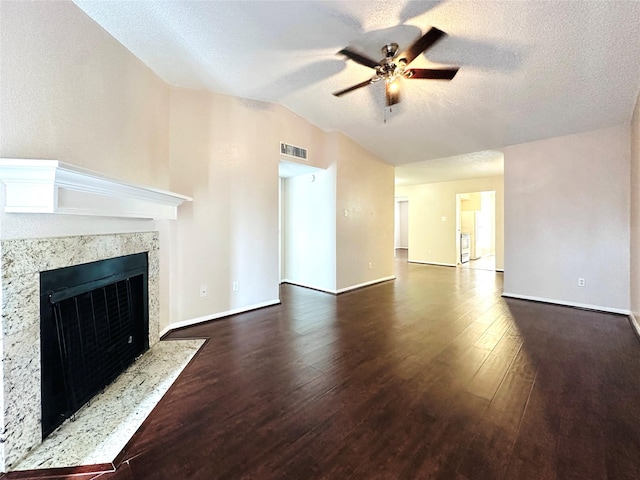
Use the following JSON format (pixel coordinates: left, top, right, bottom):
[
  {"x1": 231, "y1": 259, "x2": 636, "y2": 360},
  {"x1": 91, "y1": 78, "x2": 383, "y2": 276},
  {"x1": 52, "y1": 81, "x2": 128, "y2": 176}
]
[{"x1": 460, "y1": 232, "x2": 470, "y2": 263}]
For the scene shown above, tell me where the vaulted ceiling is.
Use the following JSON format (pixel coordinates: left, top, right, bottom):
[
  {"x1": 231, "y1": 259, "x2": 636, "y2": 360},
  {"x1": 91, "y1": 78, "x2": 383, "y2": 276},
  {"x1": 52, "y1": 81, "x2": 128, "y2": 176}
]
[{"x1": 74, "y1": 1, "x2": 640, "y2": 183}]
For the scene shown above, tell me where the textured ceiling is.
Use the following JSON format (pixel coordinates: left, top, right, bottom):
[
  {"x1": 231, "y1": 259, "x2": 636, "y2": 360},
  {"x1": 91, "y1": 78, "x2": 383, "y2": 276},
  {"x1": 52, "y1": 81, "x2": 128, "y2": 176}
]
[
  {"x1": 395, "y1": 149, "x2": 503, "y2": 186},
  {"x1": 73, "y1": 0, "x2": 640, "y2": 182}
]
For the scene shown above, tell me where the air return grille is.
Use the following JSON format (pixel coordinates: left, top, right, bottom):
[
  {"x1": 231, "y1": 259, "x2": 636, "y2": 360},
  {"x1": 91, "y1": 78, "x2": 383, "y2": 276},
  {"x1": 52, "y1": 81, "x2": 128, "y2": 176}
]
[{"x1": 280, "y1": 142, "x2": 308, "y2": 160}]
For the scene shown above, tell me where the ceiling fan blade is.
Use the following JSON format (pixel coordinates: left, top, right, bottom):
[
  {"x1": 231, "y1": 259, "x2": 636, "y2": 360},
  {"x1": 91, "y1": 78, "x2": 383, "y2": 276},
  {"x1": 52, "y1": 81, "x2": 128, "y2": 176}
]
[
  {"x1": 332, "y1": 78, "x2": 374, "y2": 97},
  {"x1": 400, "y1": 27, "x2": 446, "y2": 66},
  {"x1": 338, "y1": 48, "x2": 380, "y2": 69},
  {"x1": 406, "y1": 68, "x2": 459, "y2": 80},
  {"x1": 385, "y1": 80, "x2": 401, "y2": 106}
]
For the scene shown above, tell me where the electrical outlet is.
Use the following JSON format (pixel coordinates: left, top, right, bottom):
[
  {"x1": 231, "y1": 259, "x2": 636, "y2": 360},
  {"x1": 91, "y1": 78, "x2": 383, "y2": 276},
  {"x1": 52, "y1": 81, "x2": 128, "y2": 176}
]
[
  {"x1": 578, "y1": 278, "x2": 585, "y2": 287},
  {"x1": 199, "y1": 285, "x2": 208, "y2": 297},
  {"x1": 232, "y1": 281, "x2": 239, "y2": 291},
  {"x1": 368, "y1": 262, "x2": 373, "y2": 270}
]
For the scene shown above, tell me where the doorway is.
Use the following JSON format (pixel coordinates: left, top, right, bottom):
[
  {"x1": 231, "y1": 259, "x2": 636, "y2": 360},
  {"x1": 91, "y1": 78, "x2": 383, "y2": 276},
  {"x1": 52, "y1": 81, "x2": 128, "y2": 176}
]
[
  {"x1": 394, "y1": 197, "x2": 408, "y2": 257},
  {"x1": 456, "y1": 191, "x2": 496, "y2": 271},
  {"x1": 278, "y1": 159, "x2": 327, "y2": 283}
]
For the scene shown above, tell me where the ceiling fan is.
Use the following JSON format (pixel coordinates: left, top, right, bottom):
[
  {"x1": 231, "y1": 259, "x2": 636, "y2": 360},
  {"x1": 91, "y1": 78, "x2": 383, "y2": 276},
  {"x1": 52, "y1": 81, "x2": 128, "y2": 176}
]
[{"x1": 333, "y1": 27, "x2": 459, "y2": 106}]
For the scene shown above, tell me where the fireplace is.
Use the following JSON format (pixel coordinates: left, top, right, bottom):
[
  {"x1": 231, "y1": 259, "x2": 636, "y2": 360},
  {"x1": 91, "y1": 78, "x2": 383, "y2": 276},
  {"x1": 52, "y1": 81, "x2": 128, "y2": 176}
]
[
  {"x1": 40, "y1": 253, "x2": 149, "y2": 438},
  {"x1": 0, "y1": 232, "x2": 160, "y2": 471}
]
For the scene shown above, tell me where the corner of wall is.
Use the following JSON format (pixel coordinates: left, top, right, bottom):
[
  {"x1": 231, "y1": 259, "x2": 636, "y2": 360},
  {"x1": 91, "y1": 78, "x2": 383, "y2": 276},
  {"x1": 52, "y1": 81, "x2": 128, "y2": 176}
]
[{"x1": 630, "y1": 88, "x2": 640, "y2": 319}]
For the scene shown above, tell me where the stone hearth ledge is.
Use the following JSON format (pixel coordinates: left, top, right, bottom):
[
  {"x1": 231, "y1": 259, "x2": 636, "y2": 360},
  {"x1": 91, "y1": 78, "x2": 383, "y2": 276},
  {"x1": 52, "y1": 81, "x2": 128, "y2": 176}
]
[
  {"x1": 12, "y1": 338, "x2": 205, "y2": 471},
  {"x1": 0, "y1": 232, "x2": 160, "y2": 471}
]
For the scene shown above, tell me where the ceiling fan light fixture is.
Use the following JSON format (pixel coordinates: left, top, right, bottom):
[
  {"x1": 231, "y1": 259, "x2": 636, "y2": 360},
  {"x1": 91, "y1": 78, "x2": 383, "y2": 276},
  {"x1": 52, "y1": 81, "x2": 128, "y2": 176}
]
[
  {"x1": 385, "y1": 78, "x2": 401, "y2": 106},
  {"x1": 333, "y1": 26, "x2": 459, "y2": 109}
]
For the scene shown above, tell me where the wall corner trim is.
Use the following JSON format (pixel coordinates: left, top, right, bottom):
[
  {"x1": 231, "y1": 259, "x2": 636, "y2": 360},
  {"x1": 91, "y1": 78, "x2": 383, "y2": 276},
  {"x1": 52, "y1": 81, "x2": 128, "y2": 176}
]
[
  {"x1": 335, "y1": 276, "x2": 396, "y2": 294},
  {"x1": 629, "y1": 313, "x2": 640, "y2": 340},
  {"x1": 281, "y1": 276, "x2": 396, "y2": 295},
  {"x1": 408, "y1": 260, "x2": 457, "y2": 268},
  {"x1": 501, "y1": 292, "x2": 631, "y2": 316},
  {"x1": 280, "y1": 280, "x2": 337, "y2": 295},
  {"x1": 160, "y1": 299, "x2": 281, "y2": 337}
]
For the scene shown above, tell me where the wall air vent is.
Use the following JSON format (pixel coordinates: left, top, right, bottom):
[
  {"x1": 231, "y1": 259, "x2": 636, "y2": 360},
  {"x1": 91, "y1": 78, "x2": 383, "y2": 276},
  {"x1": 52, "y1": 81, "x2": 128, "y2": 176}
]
[{"x1": 280, "y1": 142, "x2": 308, "y2": 161}]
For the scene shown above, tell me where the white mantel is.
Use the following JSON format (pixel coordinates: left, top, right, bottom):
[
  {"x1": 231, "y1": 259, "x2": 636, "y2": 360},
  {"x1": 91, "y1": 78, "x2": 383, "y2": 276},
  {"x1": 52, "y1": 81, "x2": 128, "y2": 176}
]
[{"x1": 0, "y1": 159, "x2": 192, "y2": 220}]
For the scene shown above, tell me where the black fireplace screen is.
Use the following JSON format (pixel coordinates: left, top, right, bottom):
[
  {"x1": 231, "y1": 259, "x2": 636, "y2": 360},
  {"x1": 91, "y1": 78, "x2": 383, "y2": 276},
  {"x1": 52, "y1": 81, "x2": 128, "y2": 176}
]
[{"x1": 40, "y1": 253, "x2": 149, "y2": 439}]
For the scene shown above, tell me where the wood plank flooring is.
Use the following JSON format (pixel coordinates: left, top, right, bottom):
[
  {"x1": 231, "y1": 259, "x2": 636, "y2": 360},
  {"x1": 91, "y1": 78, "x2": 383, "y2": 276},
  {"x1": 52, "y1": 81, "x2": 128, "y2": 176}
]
[{"x1": 8, "y1": 251, "x2": 640, "y2": 479}]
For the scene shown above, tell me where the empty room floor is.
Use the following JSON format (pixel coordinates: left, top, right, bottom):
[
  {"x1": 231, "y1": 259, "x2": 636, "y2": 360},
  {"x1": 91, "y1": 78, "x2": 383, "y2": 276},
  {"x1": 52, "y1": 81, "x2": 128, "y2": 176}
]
[{"x1": 9, "y1": 255, "x2": 640, "y2": 479}]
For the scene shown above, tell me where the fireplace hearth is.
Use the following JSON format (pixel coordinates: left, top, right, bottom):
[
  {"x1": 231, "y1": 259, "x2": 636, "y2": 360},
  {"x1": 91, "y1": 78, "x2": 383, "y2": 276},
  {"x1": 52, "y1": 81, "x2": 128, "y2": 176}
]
[
  {"x1": 0, "y1": 232, "x2": 160, "y2": 471},
  {"x1": 40, "y1": 253, "x2": 149, "y2": 438}
]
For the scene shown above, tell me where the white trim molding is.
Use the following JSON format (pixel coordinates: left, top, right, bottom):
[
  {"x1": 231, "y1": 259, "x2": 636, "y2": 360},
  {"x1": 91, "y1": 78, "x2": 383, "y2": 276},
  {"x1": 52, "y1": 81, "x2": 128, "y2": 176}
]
[
  {"x1": 335, "y1": 276, "x2": 396, "y2": 294},
  {"x1": 0, "y1": 159, "x2": 192, "y2": 219},
  {"x1": 281, "y1": 276, "x2": 396, "y2": 295},
  {"x1": 629, "y1": 313, "x2": 640, "y2": 339},
  {"x1": 409, "y1": 260, "x2": 457, "y2": 268},
  {"x1": 280, "y1": 280, "x2": 336, "y2": 294},
  {"x1": 502, "y1": 292, "x2": 631, "y2": 316},
  {"x1": 160, "y1": 299, "x2": 281, "y2": 337}
]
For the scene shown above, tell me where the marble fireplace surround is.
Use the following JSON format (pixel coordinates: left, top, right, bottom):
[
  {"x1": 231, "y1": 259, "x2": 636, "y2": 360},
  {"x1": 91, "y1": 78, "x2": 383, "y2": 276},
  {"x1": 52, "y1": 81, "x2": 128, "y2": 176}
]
[{"x1": 0, "y1": 231, "x2": 161, "y2": 471}]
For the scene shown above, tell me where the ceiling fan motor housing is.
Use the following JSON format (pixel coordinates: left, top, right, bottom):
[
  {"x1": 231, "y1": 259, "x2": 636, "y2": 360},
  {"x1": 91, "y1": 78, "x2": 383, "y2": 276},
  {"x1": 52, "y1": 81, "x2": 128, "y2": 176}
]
[
  {"x1": 332, "y1": 27, "x2": 459, "y2": 108},
  {"x1": 382, "y1": 42, "x2": 399, "y2": 58}
]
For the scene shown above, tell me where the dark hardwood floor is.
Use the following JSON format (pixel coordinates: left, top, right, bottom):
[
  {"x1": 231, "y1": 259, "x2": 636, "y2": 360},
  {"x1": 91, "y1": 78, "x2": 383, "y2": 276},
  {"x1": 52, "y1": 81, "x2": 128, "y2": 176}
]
[{"x1": 9, "y1": 251, "x2": 640, "y2": 479}]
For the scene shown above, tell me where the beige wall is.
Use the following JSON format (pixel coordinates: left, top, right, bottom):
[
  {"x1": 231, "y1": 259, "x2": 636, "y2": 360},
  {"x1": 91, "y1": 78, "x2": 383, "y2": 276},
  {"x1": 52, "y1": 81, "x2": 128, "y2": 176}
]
[
  {"x1": 396, "y1": 176, "x2": 504, "y2": 270},
  {"x1": 335, "y1": 132, "x2": 395, "y2": 290},
  {"x1": 502, "y1": 125, "x2": 630, "y2": 312},
  {"x1": 0, "y1": 1, "x2": 170, "y2": 188},
  {"x1": 460, "y1": 193, "x2": 482, "y2": 211},
  {"x1": 168, "y1": 88, "x2": 334, "y2": 323},
  {"x1": 631, "y1": 91, "x2": 640, "y2": 320},
  {"x1": 0, "y1": 0, "x2": 173, "y2": 329}
]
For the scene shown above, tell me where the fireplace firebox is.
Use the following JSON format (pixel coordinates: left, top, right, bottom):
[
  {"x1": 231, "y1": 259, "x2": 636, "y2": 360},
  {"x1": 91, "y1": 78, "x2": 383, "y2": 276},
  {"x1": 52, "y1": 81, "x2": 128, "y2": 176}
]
[{"x1": 39, "y1": 253, "x2": 149, "y2": 439}]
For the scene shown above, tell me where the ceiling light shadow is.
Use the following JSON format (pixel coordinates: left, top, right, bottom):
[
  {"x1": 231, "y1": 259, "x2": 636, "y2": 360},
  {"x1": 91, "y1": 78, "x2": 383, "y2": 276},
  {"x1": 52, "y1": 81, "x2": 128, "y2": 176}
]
[
  {"x1": 427, "y1": 36, "x2": 531, "y2": 72},
  {"x1": 255, "y1": 59, "x2": 346, "y2": 102},
  {"x1": 270, "y1": 2, "x2": 364, "y2": 51},
  {"x1": 345, "y1": 25, "x2": 424, "y2": 61},
  {"x1": 398, "y1": 0, "x2": 445, "y2": 24}
]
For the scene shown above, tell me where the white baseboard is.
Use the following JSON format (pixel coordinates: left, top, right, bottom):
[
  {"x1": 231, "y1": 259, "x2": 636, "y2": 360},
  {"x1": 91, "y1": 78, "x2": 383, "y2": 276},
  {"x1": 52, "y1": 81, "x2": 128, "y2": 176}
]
[
  {"x1": 501, "y1": 292, "x2": 631, "y2": 316},
  {"x1": 335, "y1": 276, "x2": 396, "y2": 294},
  {"x1": 280, "y1": 279, "x2": 336, "y2": 294},
  {"x1": 160, "y1": 299, "x2": 281, "y2": 337},
  {"x1": 408, "y1": 260, "x2": 456, "y2": 267},
  {"x1": 630, "y1": 312, "x2": 640, "y2": 338},
  {"x1": 281, "y1": 276, "x2": 396, "y2": 295}
]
